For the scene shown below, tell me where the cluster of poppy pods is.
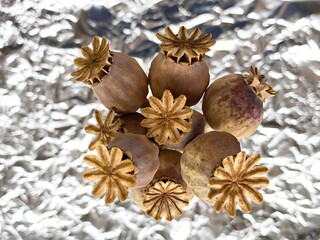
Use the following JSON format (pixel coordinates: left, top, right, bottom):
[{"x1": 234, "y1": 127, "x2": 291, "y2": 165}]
[{"x1": 72, "y1": 26, "x2": 275, "y2": 220}]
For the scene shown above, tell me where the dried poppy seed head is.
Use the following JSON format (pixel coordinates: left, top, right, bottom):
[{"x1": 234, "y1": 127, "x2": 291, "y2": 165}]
[
  {"x1": 140, "y1": 90, "x2": 193, "y2": 145},
  {"x1": 156, "y1": 26, "x2": 216, "y2": 64},
  {"x1": 84, "y1": 109, "x2": 123, "y2": 150},
  {"x1": 83, "y1": 145, "x2": 137, "y2": 204},
  {"x1": 108, "y1": 133, "x2": 160, "y2": 189},
  {"x1": 180, "y1": 131, "x2": 241, "y2": 206},
  {"x1": 208, "y1": 151, "x2": 269, "y2": 218},
  {"x1": 131, "y1": 149, "x2": 193, "y2": 221},
  {"x1": 149, "y1": 26, "x2": 214, "y2": 106},
  {"x1": 143, "y1": 180, "x2": 190, "y2": 221},
  {"x1": 71, "y1": 36, "x2": 112, "y2": 86}
]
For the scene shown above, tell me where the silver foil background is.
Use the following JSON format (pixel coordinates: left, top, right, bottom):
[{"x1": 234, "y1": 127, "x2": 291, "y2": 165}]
[{"x1": 0, "y1": 0, "x2": 320, "y2": 239}]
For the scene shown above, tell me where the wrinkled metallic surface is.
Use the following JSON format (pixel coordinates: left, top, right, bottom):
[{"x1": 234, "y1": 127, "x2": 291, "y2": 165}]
[{"x1": 1, "y1": 0, "x2": 320, "y2": 239}]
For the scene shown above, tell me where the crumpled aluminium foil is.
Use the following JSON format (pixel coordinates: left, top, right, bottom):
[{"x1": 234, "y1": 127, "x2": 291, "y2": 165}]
[{"x1": 0, "y1": 0, "x2": 319, "y2": 239}]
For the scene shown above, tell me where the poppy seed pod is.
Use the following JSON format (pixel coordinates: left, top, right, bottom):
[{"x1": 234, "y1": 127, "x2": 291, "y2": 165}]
[
  {"x1": 180, "y1": 131, "x2": 241, "y2": 205},
  {"x1": 72, "y1": 36, "x2": 148, "y2": 113},
  {"x1": 202, "y1": 66, "x2": 275, "y2": 139},
  {"x1": 82, "y1": 145, "x2": 137, "y2": 204},
  {"x1": 140, "y1": 90, "x2": 193, "y2": 146},
  {"x1": 149, "y1": 26, "x2": 216, "y2": 106},
  {"x1": 207, "y1": 151, "x2": 269, "y2": 218},
  {"x1": 84, "y1": 109, "x2": 123, "y2": 151},
  {"x1": 131, "y1": 149, "x2": 193, "y2": 221},
  {"x1": 108, "y1": 133, "x2": 160, "y2": 189}
]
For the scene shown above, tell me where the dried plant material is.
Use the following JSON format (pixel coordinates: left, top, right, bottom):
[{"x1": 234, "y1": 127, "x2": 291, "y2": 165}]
[
  {"x1": 141, "y1": 90, "x2": 193, "y2": 145},
  {"x1": 143, "y1": 180, "x2": 190, "y2": 221},
  {"x1": 208, "y1": 151, "x2": 269, "y2": 218},
  {"x1": 156, "y1": 26, "x2": 216, "y2": 64},
  {"x1": 243, "y1": 66, "x2": 276, "y2": 101},
  {"x1": 71, "y1": 36, "x2": 112, "y2": 86},
  {"x1": 84, "y1": 109, "x2": 122, "y2": 151},
  {"x1": 83, "y1": 145, "x2": 136, "y2": 204}
]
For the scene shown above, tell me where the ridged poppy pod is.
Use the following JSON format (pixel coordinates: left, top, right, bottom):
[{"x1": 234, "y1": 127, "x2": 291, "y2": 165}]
[
  {"x1": 71, "y1": 36, "x2": 148, "y2": 113},
  {"x1": 161, "y1": 109, "x2": 206, "y2": 151},
  {"x1": 108, "y1": 133, "x2": 160, "y2": 189},
  {"x1": 131, "y1": 149, "x2": 193, "y2": 221},
  {"x1": 207, "y1": 151, "x2": 269, "y2": 218},
  {"x1": 202, "y1": 66, "x2": 275, "y2": 139},
  {"x1": 84, "y1": 109, "x2": 123, "y2": 151},
  {"x1": 140, "y1": 90, "x2": 193, "y2": 146},
  {"x1": 149, "y1": 26, "x2": 216, "y2": 106},
  {"x1": 180, "y1": 131, "x2": 241, "y2": 205},
  {"x1": 82, "y1": 145, "x2": 137, "y2": 204}
]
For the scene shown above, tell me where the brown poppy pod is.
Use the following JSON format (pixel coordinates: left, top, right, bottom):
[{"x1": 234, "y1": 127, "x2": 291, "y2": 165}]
[
  {"x1": 72, "y1": 36, "x2": 148, "y2": 114},
  {"x1": 131, "y1": 149, "x2": 193, "y2": 221},
  {"x1": 82, "y1": 145, "x2": 137, "y2": 205},
  {"x1": 93, "y1": 52, "x2": 148, "y2": 113},
  {"x1": 140, "y1": 90, "x2": 193, "y2": 146},
  {"x1": 180, "y1": 131, "x2": 241, "y2": 205},
  {"x1": 108, "y1": 133, "x2": 160, "y2": 189},
  {"x1": 149, "y1": 53, "x2": 210, "y2": 106},
  {"x1": 202, "y1": 67, "x2": 275, "y2": 139},
  {"x1": 148, "y1": 26, "x2": 216, "y2": 106},
  {"x1": 207, "y1": 151, "x2": 270, "y2": 218}
]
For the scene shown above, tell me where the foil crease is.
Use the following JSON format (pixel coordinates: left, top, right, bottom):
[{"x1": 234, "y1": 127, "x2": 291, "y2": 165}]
[{"x1": 0, "y1": 0, "x2": 320, "y2": 239}]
